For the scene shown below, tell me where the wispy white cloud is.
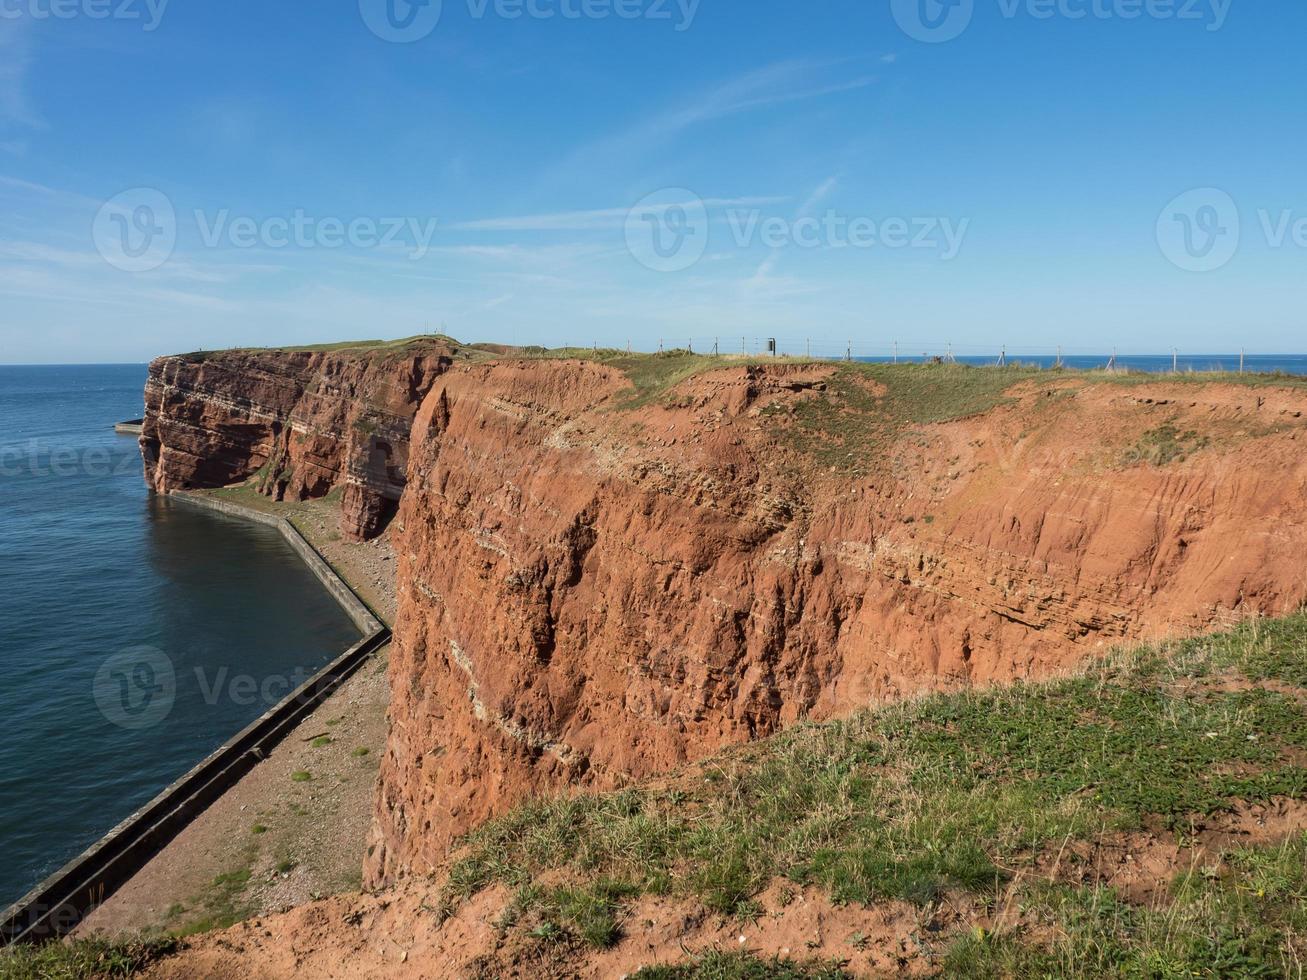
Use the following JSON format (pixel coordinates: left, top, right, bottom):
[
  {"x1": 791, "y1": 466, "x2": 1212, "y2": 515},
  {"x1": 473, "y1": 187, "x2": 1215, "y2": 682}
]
[
  {"x1": 0, "y1": 20, "x2": 42, "y2": 130},
  {"x1": 0, "y1": 174, "x2": 106, "y2": 213},
  {"x1": 449, "y1": 196, "x2": 783, "y2": 232},
  {"x1": 557, "y1": 59, "x2": 879, "y2": 169},
  {"x1": 797, "y1": 176, "x2": 840, "y2": 218},
  {"x1": 745, "y1": 175, "x2": 841, "y2": 295}
]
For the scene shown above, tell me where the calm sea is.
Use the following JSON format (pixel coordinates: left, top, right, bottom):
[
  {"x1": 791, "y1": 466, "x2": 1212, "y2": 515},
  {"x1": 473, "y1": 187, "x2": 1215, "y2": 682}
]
[{"x1": 0, "y1": 365, "x2": 359, "y2": 910}]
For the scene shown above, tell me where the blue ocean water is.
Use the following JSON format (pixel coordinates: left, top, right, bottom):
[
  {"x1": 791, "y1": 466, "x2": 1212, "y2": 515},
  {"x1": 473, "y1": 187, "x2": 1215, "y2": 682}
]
[{"x1": 0, "y1": 365, "x2": 360, "y2": 910}]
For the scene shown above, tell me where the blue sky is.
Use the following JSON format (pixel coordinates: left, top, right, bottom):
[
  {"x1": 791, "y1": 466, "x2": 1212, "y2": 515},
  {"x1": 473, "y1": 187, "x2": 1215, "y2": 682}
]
[{"x1": 1, "y1": 0, "x2": 1303, "y2": 363}]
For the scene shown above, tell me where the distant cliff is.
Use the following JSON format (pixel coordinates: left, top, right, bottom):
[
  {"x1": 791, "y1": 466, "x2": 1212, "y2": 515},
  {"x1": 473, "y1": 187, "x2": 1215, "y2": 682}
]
[
  {"x1": 140, "y1": 340, "x2": 456, "y2": 539},
  {"x1": 137, "y1": 346, "x2": 1307, "y2": 889}
]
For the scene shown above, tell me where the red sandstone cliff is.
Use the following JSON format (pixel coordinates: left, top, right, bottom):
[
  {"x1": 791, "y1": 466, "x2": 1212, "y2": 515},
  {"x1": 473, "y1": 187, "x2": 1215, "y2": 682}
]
[
  {"x1": 140, "y1": 340, "x2": 458, "y2": 539},
  {"x1": 137, "y1": 347, "x2": 1307, "y2": 888},
  {"x1": 364, "y1": 360, "x2": 1307, "y2": 883}
]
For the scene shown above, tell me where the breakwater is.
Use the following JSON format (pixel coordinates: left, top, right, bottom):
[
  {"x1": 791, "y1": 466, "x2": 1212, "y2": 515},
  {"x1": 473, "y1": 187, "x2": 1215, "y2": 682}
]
[{"x1": 0, "y1": 493, "x2": 389, "y2": 945}]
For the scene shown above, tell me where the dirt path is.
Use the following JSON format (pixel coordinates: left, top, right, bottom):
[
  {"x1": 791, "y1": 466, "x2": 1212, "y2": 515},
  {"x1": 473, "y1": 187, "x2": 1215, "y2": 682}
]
[{"x1": 76, "y1": 492, "x2": 397, "y2": 939}]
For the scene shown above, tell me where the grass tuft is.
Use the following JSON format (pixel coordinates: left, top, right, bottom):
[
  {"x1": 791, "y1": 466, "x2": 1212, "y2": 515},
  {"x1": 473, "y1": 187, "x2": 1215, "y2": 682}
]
[
  {"x1": 440, "y1": 612, "x2": 1307, "y2": 972},
  {"x1": 631, "y1": 950, "x2": 851, "y2": 979},
  {"x1": 0, "y1": 937, "x2": 178, "y2": 980}
]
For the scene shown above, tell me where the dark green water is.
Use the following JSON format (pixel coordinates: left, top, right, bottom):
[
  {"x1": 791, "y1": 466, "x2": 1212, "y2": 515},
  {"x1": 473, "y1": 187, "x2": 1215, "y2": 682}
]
[{"x1": 0, "y1": 364, "x2": 360, "y2": 909}]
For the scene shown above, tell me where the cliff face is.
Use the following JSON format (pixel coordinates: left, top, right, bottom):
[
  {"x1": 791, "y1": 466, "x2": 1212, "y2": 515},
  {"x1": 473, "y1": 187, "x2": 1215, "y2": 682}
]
[
  {"x1": 364, "y1": 361, "x2": 1307, "y2": 883},
  {"x1": 139, "y1": 347, "x2": 1307, "y2": 888},
  {"x1": 140, "y1": 342, "x2": 456, "y2": 539}
]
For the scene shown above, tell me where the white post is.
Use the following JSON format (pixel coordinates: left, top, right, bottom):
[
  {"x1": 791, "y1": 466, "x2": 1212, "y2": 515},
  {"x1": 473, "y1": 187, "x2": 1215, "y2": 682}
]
[
  {"x1": 1240, "y1": 348, "x2": 1245, "y2": 374},
  {"x1": 893, "y1": 341, "x2": 899, "y2": 364}
]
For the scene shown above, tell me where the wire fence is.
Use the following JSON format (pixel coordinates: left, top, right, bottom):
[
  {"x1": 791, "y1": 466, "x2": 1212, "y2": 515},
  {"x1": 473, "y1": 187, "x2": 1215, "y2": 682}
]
[{"x1": 565, "y1": 338, "x2": 1304, "y2": 375}]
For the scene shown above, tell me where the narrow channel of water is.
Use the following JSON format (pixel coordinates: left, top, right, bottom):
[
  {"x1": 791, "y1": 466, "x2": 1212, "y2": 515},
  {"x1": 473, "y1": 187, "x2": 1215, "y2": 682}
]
[{"x1": 0, "y1": 365, "x2": 360, "y2": 909}]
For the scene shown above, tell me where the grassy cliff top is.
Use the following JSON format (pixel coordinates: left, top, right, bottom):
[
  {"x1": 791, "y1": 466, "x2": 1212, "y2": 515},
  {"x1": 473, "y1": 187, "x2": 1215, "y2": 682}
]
[{"x1": 426, "y1": 611, "x2": 1307, "y2": 977}]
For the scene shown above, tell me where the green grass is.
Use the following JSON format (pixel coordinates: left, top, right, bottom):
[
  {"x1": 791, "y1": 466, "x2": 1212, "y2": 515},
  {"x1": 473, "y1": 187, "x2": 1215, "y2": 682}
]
[
  {"x1": 1122, "y1": 423, "x2": 1212, "y2": 467},
  {"x1": 177, "y1": 334, "x2": 472, "y2": 359},
  {"x1": 290, "y1": 770, "x2": 312, "y2": 783},
  {"x1": 631, "y1": 951, "x2": 851, "y2": 979},
  {"x1": 945, "y1": 833, "x2": 1307, "y2": 977},
  {"x1": 440, "y1": 613, "x2": 1307, "y2": 971},
  {"x1": 351, "y1": 746, "x2": 371, "y2": 758},
  {"x1": 168, "y1": 862, "x2": 256, "y2": 937},
  {"x1": 310, "y1": 736, "x2": 332, "y2": 748},
  {"x1": 503, "y1": 877, "x2": 638, "y2": 949},
  {"x1": 0, "y1": 937, "x2": 178, "y2": 980},
  {"x1": 517, "y1": 348, "x2": 738, "y2": 408},
  {"x1": 779, "y1": 363, "x2": 1034, "y2": 472}
]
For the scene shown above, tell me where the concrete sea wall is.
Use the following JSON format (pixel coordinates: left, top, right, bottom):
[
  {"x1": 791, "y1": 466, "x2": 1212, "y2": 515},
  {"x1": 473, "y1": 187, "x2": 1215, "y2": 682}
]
[{"x1": 0, "y1": 493, "x2": 389, "y2": 945}]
